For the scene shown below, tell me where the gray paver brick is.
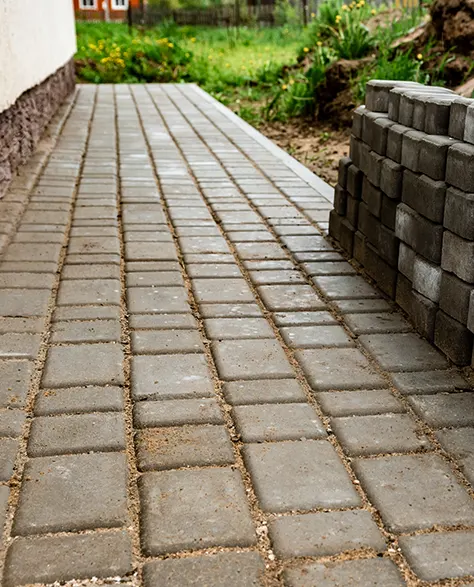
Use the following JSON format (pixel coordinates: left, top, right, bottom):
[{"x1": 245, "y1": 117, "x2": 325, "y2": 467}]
[
  {"x1": 391, "y1": 369, "x2": 468, "y2": 394},
  {"x1": 68, "y1": 236, "x2": 120, "y2": 255},
  {"x1": 223, "y1": 379, "x2": 306, "y2": 405},
  {"x1": 332, "y1": 413, "x2": 429, "y2": 456},
  {"x1": 4, "y1": 530, "x2": 133, "y2": 587},
  {"x1": 129, "y1": 313, "x2": 196, "y2": 330},
  {"x1": 28, "y1": 413, "x2": 126, "y2": 456},
  {"x1": 353, "y1": 453, "x2": 474, "y2": 533},
  {"x1": 51, "y1": 320, "x2": 121, "y2": 343},
  {"x1": 233, "y1": 403, "x2": 326, "y2": 442},
  {"x1": 243, "y1": 440, "x2": 360, "y2": 512},
  {"x1": 1, "y1": 322, "x2": 42, "y2": 356},
  {"x1": 0, "y1": 438, "x2": 19, "y2": 481},
  {"x1": 313, "y1": 275, "x2": 381, "y2": 300},
  {"x1": 143, "y1": 552, "x2": 265, "y2": 587},
  {"x1": 316, "y1": 390, "x2": 404, "y2": 416},
  {"x1": 53, "y1": 305, "x2": 121, "y2": 322},
  {"x1": 193, "y1": 278, "x2": 254, "y2": 303},
  {"x1": 359, "y1": 333, "x2": 448, "y2": 372},
  {"x1": 284, "y1": 559, "x2": 405, "y2": 587},
  {"x1": 273, "y1": 310, "x2": 337, "y2": 326},
  {"x1": 131, "y1": 354, "x2": 214, "y2": 400},
  {"x1": 400, "y1": 531, "x2": 474, "y2": 582},
  {"x1": 270, "y1": 510, "x2": 386, "y2": 558},
  {"x1": 332, "y1": 298, "x2": 392, "y2": 314},
  {"x1": 0, "y1": 409, "x2": 26, "y2": 437},
  {"x1": 34, "y1": 386, "x2": 124, "y2": 416},
  {"x1": 42, "y1": 343, "x2": 124, "y2": 388},
  {"x1": 3, "y1": 243, "x2": 62, "y2": 263},
  {"x1": 0, "y1": 361, "x2": 33, "y2": 408},
  {"x1": 136, "y1": 425, "x2": 234, "y2": 470},
  {"x1": 57, "y1": 279, "x2": 121, "y2": 306},
  {"x1": 127, "y1": 286, "x2": 190, "y2": 314},
  {"x1": 345, "y1": 312, "x2": 412, "y2": 335},
  {"x1": 408, "y1": 392, "x2": 474, "y2": 428},
  {"x1": 62, "y1": 264, "x2": 121, "y2": 280},
  {"x1": 280, "y1": 324, "x2": 354, "y2": 348},
  {"x1": 213, "y1": 338, "x2": 293, "y2": 380},
  {"x1": 131, "y1": 329, "x2": 203, "y2": 354},
  {"x1": 258, "y1": 284, "x2": 325, "y2": 311},
  {"x1": 134, "y1": 398, "x2": 223, "y2": 427},
  {"x1": 0, "y1": 317, "x2": 45, "y2": 333},
  {"x1": 296, "y1": 347, "x2": 385, "y2": 390},
  {"x1": 199, "y1": 302, "x2": 263, "y2": 318},
  {"x1": 13, "y1": 452, "x2": 128, "y2": 535},
  {"x1": 126, "y1": 271, "x2": 184, "y2": 287},
  {"x1": 139, "y1": 468, "x2": 255, "y2": 554},
  {"x1": 436, "y1": 427, "x2": 474, "y2": 486},
  {"x1": 125, "y1": 242, "x2": 178, "y2": 262},
  {"x1": 204, "y1": 317, "x2": 274, "y2": 339}
]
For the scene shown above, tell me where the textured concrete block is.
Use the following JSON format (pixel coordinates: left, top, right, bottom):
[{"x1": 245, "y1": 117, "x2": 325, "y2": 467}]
[
  {"x1": 328, "y1": 209, "x2": 342, "y2": 241},
  {"x1": 398, "y1": 242, "x2": 415, "y2": 282},
  {"x1": 363, "y1": 112, "x2": 393, "y2": 155},
  {"x1": 444, "y1": 186, "x2": 474, "y2": 240},
  {"x1": 337, "y1": 156, "x2": 351, "y2": 189},
  {"x1": 396, "y1": 274, "x2": 437, "y2": 342},
  {"x1": 464, "y1": 102, "x2": 474, "y2": 144},
  {"x1": 402, "y1": 170, "x2": 446, "y2": 223},
  {"x1": 439, "y1": 271, "x2": 474, "y2": 324},
  {"x1": 425, "y1": 95, "x2": 458, "y2": 135},
  {"x1": 387, "y1": 123, "x2": 410, "y2": 163},
  {"x1": 349, "y1": 136, "x2": 363, "y2": 168},
  {"x1": 381, "y1": 193, "x2": 398, "y2": 229},
  {"x1": 401, "y1": 130, "x2": 426, "y2": 172},
  {"x1": 380, "y1": 158, "x2": 403, "y2": 199},
  {"x1": 366, "y1": 80, "x2": 421, "y2": 113},
  {"x1": 333, "y1": 184, "x2": 347, "y2": 216},
  {"x1": 357, "y1": 202, "x2": 379, "y2": 247},
  {"x1": 395, "y1": 204, "x2": 443, "y2": 263},
  {"x1": 446, "y1": 142, "x2": 474, "y2": 192},
  {"x1": 442, "y1": 230, "x2": 474, "y2": 283},
  {"x1": 413, "y1": 255, "x2": 442, "y2": 302},
  {"x1": 435, "y1": 310, "x2": 473, "y2": 365},
  {"x1": 352, "y1": 105, "x2": 365, "y2": 138},
  {"x1": 449, "y1": 97, "x2": 472, "y2": 140},
  {"x1": 347, "y1": 164, "x2": 363, "y2": 199},
  {"x1": 346, "y1": 195, "x2": 359, "y2": 227},
  {"x1": 378, "y1": 224, "x2": 399, "y2": 268},
  {"x1": 361, "y1": 176, "x2": 382, "y2": 217},
  {"x1": 366, "y1": 151, "x2": 384, "y2": 187},
  {"x1": 468, "y1": 290, "x2": 474, "y2": 333},
  {"x1": 418, "y1": 135, "x2": 458, "y2": 181},
  {"x1": 339, "y1": 218, "x2": 355, "y2": 256}
]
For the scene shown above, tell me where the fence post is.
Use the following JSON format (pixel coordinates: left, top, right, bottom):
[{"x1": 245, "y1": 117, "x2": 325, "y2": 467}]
[{"x1": 127, "y1": 3, "x2": 133, "y2": 32}]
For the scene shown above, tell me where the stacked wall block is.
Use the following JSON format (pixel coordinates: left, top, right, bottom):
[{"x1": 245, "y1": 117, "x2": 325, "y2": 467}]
[{"x1": 330, "y1": 79, "x2": 474, "y2": 367}]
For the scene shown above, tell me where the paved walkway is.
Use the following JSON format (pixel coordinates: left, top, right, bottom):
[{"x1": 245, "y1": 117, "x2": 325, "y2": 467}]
[{"x1": 0, "y1": 84, "x2": 473, "y2": 586}]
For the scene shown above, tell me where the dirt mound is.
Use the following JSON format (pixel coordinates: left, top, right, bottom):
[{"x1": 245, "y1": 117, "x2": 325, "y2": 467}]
[{"x1": 430, "y1": 0, "x2": 474, "y2": 54}]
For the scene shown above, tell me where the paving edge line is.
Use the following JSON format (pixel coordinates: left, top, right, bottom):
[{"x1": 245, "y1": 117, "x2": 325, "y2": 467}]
[{"x1": 190, "y1": 84, "x2": 335, "y2": 205}]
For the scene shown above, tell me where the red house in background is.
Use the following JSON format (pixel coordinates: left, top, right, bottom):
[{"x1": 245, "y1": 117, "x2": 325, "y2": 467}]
[{"x1": 74, "y1": 0, "x2": 142, "y2": 21}]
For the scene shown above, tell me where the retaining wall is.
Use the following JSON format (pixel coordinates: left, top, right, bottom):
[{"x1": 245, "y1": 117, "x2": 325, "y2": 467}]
[{"x1": 329, "y1": 80, "x2": 474, "y2": 367}]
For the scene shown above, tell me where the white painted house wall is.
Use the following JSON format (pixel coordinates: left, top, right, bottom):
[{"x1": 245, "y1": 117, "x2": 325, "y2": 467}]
[{"x1": 0, "y1": 0, "x2": 77, "y2": 114}]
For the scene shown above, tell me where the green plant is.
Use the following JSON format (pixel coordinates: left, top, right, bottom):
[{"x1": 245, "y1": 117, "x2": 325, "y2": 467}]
[{"x1": 329, "y1": 5, "x2": 374, "y2": 59}]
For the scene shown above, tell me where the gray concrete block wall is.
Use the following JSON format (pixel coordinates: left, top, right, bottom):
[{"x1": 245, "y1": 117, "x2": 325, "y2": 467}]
[{"x1": 329, "y1": 80, "x2": 474, "y2": 367}]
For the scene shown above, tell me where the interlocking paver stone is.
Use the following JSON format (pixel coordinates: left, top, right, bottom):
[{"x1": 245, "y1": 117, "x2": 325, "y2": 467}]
[
  {"x1": 332, "y1": 413, "x2": 429, "y2": 455},
  {"x1": 131, "y1": 329, "x2": 203, "y2": 354},
  {"x1": 284, "y1": 559, "x2": 405, "y2": 587},
  {"x1": 436, "y1": 427, "x2": 474, "y2": 485},
  {"x1": 193, "y1": 278, "x2": 254, "y2": 303},
  {"x1": 134, "y1": 398, "x2": 223, "y2": 427},
  {"x1": 233, "y1": 403, "x2": 326, "y2": 442},
  {"x1": 204, "y1": 317, "x2": 274, "y2": 340},
  {"x1": 57, "y1": 279, "x2": 121, "y2": 306},
  {"x1": 34, "y1": 386, "x2": 124, "y2": 416},
  {"x1": 0, "y1": 333, "x2": 41, "y2": 360},
  {"x1": 270, "y1": 510, "x2": 386, "y2": 558},
  {"x1": 0, "y1": 289, "x2": 51, "y2": 317},
  {"x1": 139, "y1": 468, "x2": 256, "y2": 554},
  {"x1": 399, "y1": 531, "x2": 474, "y2": 582},
  {"x1": 4, "y1": 530, "x2": 133, "y2": 587},
  {"x1": 258, "y1": 284, "x2": 325, "y2": 311},
  {"x1": 42, "y1": 343, "x2": 124, "y2": 388},
  {"x1": 0, "y1": 438, "x2": 19, "y2": 481},
  {"x1": 131, "y1": 354, "x2": 214, "y2": 400},
  {"x1": 13, "y1": 453, "x2": 128, "y2": 535},
  {"x1": 143, "y1": 552, "x2": 265, "y2": 587},
  {"x1": 0, "y1": 360, "x2": 33, "y2": 408},
  {"x1": 316, "y1": 390, "x2": 405, "y2": 416},
  {"x1": 213, "y1": 339, "x2": 294, "y2": 380},
  {"x1": 280, "y1": 324, "x2": 354, "y2": 348},
  {"x1": 354, "y1": 454, "x2": 474, "y2": 532},
  {"x1": 408, "y1": 392, "x2": 474, "y2": 428},
  {"x1": 223, "y1": 379, "x2": 306, "y2": 404},
  {"x1": 127, "y1": 286, "x2": 190, "y2": 314},
  {"x1": 51, "y1": 320, "x2": 121, "y2": 343},
  {"x1": 243, "y1": 440, "x2": 360, "y2": 512}
]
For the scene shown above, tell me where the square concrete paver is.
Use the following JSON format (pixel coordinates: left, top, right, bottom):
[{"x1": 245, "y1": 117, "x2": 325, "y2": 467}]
[
  {"x1": 243, "y1": 440, "x2": 360, "y2": 512},
  {"x1": 316, "y1": 390, "x2": 405, "y2": 417},
  {"x1": 233, "y1": 403, "x2": 326, "y2": 442},
  {"x1": 269, "y1": 510, "x2": 386, "y2": 558},
  {"x1": 280, "y1": 324, "x2": 354, "y2": 348},
  {"x1": 408, "y1": 393, "x2": 474, "y2": 428},
  {"x1": 359, "y1": 333, "x2": 449, "y2": 372},
  {"x1": 354, "y1": 454, "x2": 474, "y2": 533},
  {"x1": 258, "y1": 285, "x2": 325, "y2": 311},
  {"x1": 204, "y1": 318, "x2": 274, "y2": 340},
  {"x1": 284, "y1": 559, "x2": 405, "y2": 587},
  {"x1": 143, "y1": 553, "x2": 264, "y2": 587},
  {"x1": 127, "y1": 287, "x2": 190, "y2": 314},
  {"x1": 42, "y1": 343, "x2": 124, "y2": 388},
  {"x1": 136, "y1": 425, "x2": 234, "y2": 470},
  {"x1": 131, "y1": 330, "x2": 203, "y2": 354},
  {"x1": 296, "y1": 348, "x2": 385, "y2": 390},
  {"x1": 213, "y1": 339, "x2": 294, "y2": 380},
  {"x1": 139, "y1": 468, "x2": 256, "y2": 554},
  {"x1": 436, "y1": 427, "x2": 474, "y2": 486},
  {"x1": 131, "y1": 354, "x2": 214, "y2": 400},
  {"x1": 57, "y1": 279, "x2": 121, "y2": 306},
  {"x1": 13, "y1": 453, "x2": 128, "y2": 535},
  {"x1": 332, "y1": 413, "x2": 430, "y2": 456},
  {"x1": 134, "y1": 398, "x2": 224, "y2": 428},
  {"x1": 223, "y1": 379, "x2": 307, "y2": 405},
  {"x1": 192, "y1": 278, "x2": 254, "y2": 304}
]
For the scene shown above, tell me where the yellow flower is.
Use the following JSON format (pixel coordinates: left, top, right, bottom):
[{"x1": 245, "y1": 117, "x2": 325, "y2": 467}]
[
  {"x1": 208, "y1": 55, "x2": 213, "y2": 60},
  {"x1": 225, "y1": 63, "x2": 230, "y2": 67},
  {"x1": 371, "y1": 8, "x2": 376, "y2": 14},
  {"x1": 168, "y1": 43, "x2": 174, "y2": 48},
  {"x1": 190, "y1": 37, "x2": 196, "y2": 42},
  {"x1": 335, "y1": 14, "x2": 342, "y2": 22},
  {"x1": 282, "y1": 84, "x2": 288, "y2": 90},
  {"x1": 416, "y1": 53, "x2": 423, "y2": 60},
  {"x1": 311, "y1": 11, "x2": 315, "y2": 17},
  {"x1": 317, "y1": 41, "x2": 322, "y2": 46},
  {"x1": 342, "y1": 4, "x2": 349, "y2": 10},
  {"x1": 185, "y1": 52, "x2": 190, "y2": 57},
  {"x1": 289, "y1": 79, "x2": 295, "y2": 85},
  {"x1": 303, "y1": 47, "x2": 310, "y2": 52},
  {"x1": 359, "y1": 0, "x2": 365, "y2": 5}
]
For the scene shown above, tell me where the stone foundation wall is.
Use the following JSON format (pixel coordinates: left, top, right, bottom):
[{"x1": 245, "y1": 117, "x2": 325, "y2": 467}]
[
  {"x1": 0, "y1": 59, "x2": 76, "y2": 199},
  {"x1": 329, "y1": 80, "x2": 474, "y2": 367}
]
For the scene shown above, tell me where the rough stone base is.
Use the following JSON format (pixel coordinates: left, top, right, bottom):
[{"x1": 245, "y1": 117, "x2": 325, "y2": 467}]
[{"x1": 0, "y1": 59, "x2": 76, "y2": 199}]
